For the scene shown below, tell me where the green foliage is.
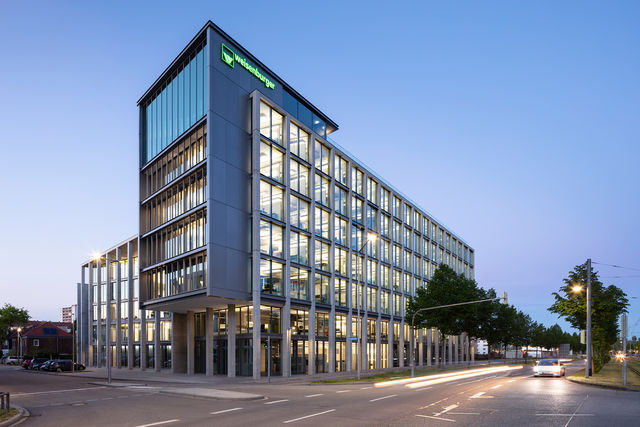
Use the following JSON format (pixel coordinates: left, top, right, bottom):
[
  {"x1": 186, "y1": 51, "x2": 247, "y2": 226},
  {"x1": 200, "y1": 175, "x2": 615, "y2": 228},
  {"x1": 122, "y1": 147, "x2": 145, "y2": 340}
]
[
  {"x1": 548, "y1": 262, "x2": 628, "y2": 372},
  {"x1": 0, "y1": 303, "x2": 29, "y2": 342}
]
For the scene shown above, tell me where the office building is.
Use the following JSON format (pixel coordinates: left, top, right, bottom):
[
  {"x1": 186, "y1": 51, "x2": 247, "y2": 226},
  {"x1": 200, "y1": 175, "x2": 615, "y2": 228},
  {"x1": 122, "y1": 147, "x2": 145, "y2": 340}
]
[{"x1": 77, "y1": 21, "x2": 474, "y2": 378}]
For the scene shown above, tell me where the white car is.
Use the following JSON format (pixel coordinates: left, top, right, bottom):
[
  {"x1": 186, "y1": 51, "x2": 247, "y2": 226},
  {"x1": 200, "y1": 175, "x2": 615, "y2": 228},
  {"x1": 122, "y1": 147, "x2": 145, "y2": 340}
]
[
  {"x1": 533, "y1": 358, "x2": 565, "y2": 377},
  {"x1": 5, "y1": 356, "x2": 21, "y2": 365}
]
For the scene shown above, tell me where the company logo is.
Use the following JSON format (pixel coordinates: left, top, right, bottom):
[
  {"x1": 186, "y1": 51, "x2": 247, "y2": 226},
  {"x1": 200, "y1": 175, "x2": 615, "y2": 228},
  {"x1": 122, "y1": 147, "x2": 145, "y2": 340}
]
[{"x1": 221, "y1": 43, "x2": 275, "y2": 90}]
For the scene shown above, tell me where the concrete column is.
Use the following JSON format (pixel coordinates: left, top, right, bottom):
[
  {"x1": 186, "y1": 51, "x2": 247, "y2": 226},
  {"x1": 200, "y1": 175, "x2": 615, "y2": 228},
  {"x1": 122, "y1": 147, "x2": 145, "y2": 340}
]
[
  {"x1": 435, "y1": 328, "x2": 440, "y2": 367},
  {"x1": 282, "y1": 303, "x2": 291, "y2": 377},
  {"x1": 346, "y1": 308, "x2": 352, "y2": 371},
  {"x1": 399, "y1": 321, "x2": 405, "y2": 368},
  {"x1": 87, "y1": 263, "x2": 93, "y2": 367},
  {"x1": 454, "y1": 335, "x2": 459, "y2": 364},
  {"x1": 105, "y1": 253, "x2": 112, "y2": 369},
  {"x1": 227, "y1": 304, "x2": 236, "y2": 377},
  {"x1": 426, "y1": 328, "x2": 432, "y2": 367},
  {"x1": 387, "y1": 319, "x2": 393, "y2": 369},
  {"x1": 171, "y1": 313, "x2": 187, "y2": 373},
  {"x1": 471, "y1": 339, "x2": 476, "y2": 363},
  {"x1": 154, "y1": 312, "x2": 161, "y2": 372},
  {"x1": 205, "y1": 307, "x2": 214, "y2": 376},
  {"x1": 375, "y1": 316, "x2": 381, "y2": 370},
  {"x1": 418, "y1": 329, "x2": 424, "y2": 367},
  {"x1": 96, "y1": 261, "x2": 102, "y2": 368},
  {"x1": 252, "y1": 298, "x2": 261, "y2": 380},
  {"x1": 186, "y1": 310, "x2": 194, "y2": 375},
  {"x1": 140, "y1": 310, "x2": 147, "y2": 370},
  {"x1": 127, "y1": 241, "x2": 134, "y2": 369},
  {"x1": 448, "y1": 335, "x2": 453, "y2": 365},
  {"x1": 115, "y1": 247, "x2": 122, "y2": 369},
  {"x1": 308, "y1": 305, "x2": 316, "y2": 375}
]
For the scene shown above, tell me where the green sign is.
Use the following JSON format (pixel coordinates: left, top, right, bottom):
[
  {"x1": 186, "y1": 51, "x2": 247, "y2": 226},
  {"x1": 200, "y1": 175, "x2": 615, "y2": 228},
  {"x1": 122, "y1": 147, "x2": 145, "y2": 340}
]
[{"x1": 221, "y1": 43, "x2": 275, "y2": 90}]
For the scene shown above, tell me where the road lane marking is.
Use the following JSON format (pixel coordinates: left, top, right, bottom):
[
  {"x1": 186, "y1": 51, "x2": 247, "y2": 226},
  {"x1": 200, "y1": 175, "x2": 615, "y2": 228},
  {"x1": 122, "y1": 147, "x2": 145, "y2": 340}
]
[
  {"x1": 265, "y1": 399, "x2": 289, "y2": 405},
  {"x1": 336, "y1": 390, "x2": 351, "y2": 393},
  {"x1": 360, "y1": 386, "x2": 373, "y2": 390},
  {"x1": 449, "y1": 412, "x2": 480, "y2": 415},
  {"x1": 283, "y1": 409, "x2": 335, "y2": 424},
  {"x1": 135, "y1": 420, "x2": 180, "y2": 427},
  {"x1": 470, "y1": 392, "x2": 485, "y2": 398},
  {"x1": 564, "y1": 393, "x2": 589, "y2": 427},
  {"x1": 413, "y1": 386, "x2": 433, "y2": 391},
  {"x1": 536, "y1": 414, "x2": 594, "y2": 416},
  {"x1": 508, "y1": 379, "x2": 517, "y2": 383},
  {"x1": 101, "y1": 397, "x2": 114, "y2": 400},
  {"x1": 11, "y1": 386, "x2": 107, "y2": 397},
  {"x1": 211, "y1": 408, "x2": 243, "y2": 415},
  {"x1": 456, "y1": 376, "x2": 496, "y2": 386},
  {"x1": 416, "y1": 414, "x2": 456, "y2": 422},
  {"x1": 434, "y1": 404, "x2": 458, "y2": 416},
  {"x1": 491, "y1": 384, "x2": 502, "y2": 389},
  {"x1": 305, "y1": 394, "x2": 324, "y2": 398},
  {"x1": 369, "y1": 394, "x2": 397, "y2": 402}
]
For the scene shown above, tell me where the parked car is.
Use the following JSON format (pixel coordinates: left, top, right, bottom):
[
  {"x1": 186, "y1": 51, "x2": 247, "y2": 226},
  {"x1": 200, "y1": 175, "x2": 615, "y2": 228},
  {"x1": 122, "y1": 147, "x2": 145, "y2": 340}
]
[
  {"x1": 5, "y1": 356, "x2": 21, "y2": 365},
  {"x1": 30, "y1": 358, "x2": 50, "y2": 370},
  {"x1": 48, "y1": 360, "x2": 86, "y2": 372},
  {"x1": 22, "y1": 358, "x2": 33, "y2": 369},
  {"x1": 533, "y1": 358, "x2": 565, "y2": 377},
  {"x1": 39, "y1": 360, "x2": 55, "y2": 371}
]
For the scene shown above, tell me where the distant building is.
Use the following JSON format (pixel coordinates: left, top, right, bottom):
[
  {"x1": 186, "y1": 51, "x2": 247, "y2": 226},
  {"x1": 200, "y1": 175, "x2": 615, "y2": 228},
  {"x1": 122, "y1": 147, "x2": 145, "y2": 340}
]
[
  {"x1": 8, "y1": 321, "x2": 73, "y2": 357},
  {"x1": 61, "y1": 306, "x2": 74, "y2": 323}
]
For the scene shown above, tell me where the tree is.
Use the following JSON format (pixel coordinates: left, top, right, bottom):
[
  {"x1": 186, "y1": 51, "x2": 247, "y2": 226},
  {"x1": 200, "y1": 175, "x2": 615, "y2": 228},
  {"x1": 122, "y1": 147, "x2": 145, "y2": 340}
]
[
  {"x1": 548, "y1": 263, "x2": 628, "y2": 371},
  {"x1": 0, "y1": 303, "x2": 30, "y2": 343}
]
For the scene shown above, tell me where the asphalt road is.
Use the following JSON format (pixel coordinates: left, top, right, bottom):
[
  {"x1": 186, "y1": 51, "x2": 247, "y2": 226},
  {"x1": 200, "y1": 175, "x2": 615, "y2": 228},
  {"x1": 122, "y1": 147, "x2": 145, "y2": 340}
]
[{"x1": 2, "y1": 361, "x2": 639, "y2": 426}]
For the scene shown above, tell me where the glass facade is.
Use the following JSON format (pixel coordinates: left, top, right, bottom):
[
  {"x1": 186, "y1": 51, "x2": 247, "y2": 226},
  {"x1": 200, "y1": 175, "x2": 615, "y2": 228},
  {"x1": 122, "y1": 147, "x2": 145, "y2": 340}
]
[{"x1": 142, "y1": 43, "x2": 208, "y2": 165}]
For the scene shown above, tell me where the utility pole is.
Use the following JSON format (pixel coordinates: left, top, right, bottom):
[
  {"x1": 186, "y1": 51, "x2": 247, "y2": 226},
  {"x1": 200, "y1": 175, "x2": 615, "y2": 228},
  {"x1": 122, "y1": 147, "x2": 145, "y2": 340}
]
[
  {"x1": 586, "y1": 258, "x2": 592, "y2": 378},
  {"x1": 622, "y1": 314, "x2": 627, "y2": 386}
]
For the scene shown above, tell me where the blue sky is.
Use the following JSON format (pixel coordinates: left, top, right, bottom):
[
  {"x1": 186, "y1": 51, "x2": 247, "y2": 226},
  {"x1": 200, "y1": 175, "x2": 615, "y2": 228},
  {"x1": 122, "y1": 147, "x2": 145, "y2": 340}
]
[{"x1": 1, "y1": 1, "x2": 638, "y2": 336}]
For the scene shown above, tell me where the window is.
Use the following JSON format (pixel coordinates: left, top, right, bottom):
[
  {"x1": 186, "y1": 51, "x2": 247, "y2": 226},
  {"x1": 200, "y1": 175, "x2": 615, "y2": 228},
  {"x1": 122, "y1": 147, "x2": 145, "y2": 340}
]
[
  {"x1": 393, "y1": 269, "x2": 401, "y2": 290},
  {"x1": 352, "y1": 168, "x2": 364, "y2": 195},
  {"x1": 381, "y1": 265, "x2": 390, "y2": 289},
  {"x1": 259, "y1": 101, "x2": 283, "y2": 144},
  {"x1": 352, "y1": 197, "x2": 363, "y2": 224},
  {"x1": 366, "y1": 205, "x2": 377, "y2": 231},
  {"x1": 290, "y1": 267, "x2": 309, "y2": 300},
  {"x1": 393, "y1": 197, "x2": 402, "y2": 219},
  {"x1": 335, "y1": 278, "x2": 348, "y2": 307},
  {"x1": 367, "y1": 259, "x2": 377, "y2": 285},
  {"x1": 335, "y1": 247, "x2": 348, "y2": 276},
  {"x1": 259, "y1": 220, "x2": 283, "y2": 257},
  {"x1": 404, "y1": 227, "x2": 412, "y2": 247},
  {"x1": 404, "y1": 204, "x2": 412, "y2": 226},
  {"x1": 289, "y1": 122, "x2": 309, "y2": 161},
  {"x1": 334, "y1": 217, "x2": 348, "y2": 246},
  {"x1": 315, "y1": 173, "x2": 330, "y2": 206},
  {"x1": 290, "y1": 309, "x2": 309, "y2": 335},
  {"x1": 367, "y1": 179, "x2": 378, "y2": 204},
  {"x1": 334, "y1": 155, "x2": 348, "y2": 185},
  {"x1": 381, "y1": 214, "x2": 390, "y2": 237},
  {"x1": 367, "y1": 287, "x2": 378, "y2": 312},
  {"x1": 33, "y1": 339, "x2": 40, "y2": 347},
  {"x1": 334, "y1": 186, "x2": 348, "y2": 216},
  {"x1": 315, "y1": 207, "x2": 330, "y2": 239},
  {"x1": 414, "y1": 212, "x2": 421, "y2": 231},
  {"x1": 351, "y1": 226, "x2": 363, "y2": 252},
  {"x1": 381, "y1": 188, "x2": 390, "y2": 212},
  {"x1": 381, "y1": 240, "x2": 390, "y2": 264},
  {"x1": 314, "y1": 140, "x2": 330, "y2": 174},
  {"x1": 260, "y1": 258, "x2": 283, "y2": 296},
  {"x1": 290, "y1": 160, "x2": 309, "y2": 196},
  {"x1": 289, "y1": 195, "x2": 309, "y2": 231},
  {"x1": 290, "y1": 231, "x2": 309, "y2": 265},
  {"x1": 315, "y1": 241, "x2": 330, "y2": 272},
  {"x1": 315, "y1": 274, "x2": 330, "y2": 304},
  {"x1": 260, "y1": 180, "x2": 284, "y2": 221},
  {"x1": 393, "y1": 221, "x2": 402, "y2": 243},
  {"x1": 404, "y1": 250, "x2": 412, "y2": 272},
  {"x1": 259, "y1": 140, "x2": 284, "y2": 182}
]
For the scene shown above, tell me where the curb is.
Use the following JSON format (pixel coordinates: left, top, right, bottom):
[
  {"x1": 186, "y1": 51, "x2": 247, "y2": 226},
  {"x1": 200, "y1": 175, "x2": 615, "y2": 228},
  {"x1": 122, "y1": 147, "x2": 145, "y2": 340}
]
[
  {"x1": 159, "y1": 389, "x2": 264, "y2": 401},
  {"x1": 566, "y1": 377, "x2": 640, "y2": 392},
  {"x1": 0, "y1": 406, "x2": 30, "y2": 427}
]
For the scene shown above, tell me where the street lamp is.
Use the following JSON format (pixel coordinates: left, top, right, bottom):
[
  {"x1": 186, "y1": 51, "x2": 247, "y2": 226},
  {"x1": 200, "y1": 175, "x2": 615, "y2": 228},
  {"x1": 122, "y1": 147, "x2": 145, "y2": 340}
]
[
  {"x1": 571, "y1": 259, "x2": 592, "y2": 378},
  {"x1": 93, "y1": 253, "x2": 120, "y2": 384},
  {"x1": 356, "y1": 233, "x2": 377, "y2": 381},
  {"x1": 16, "y1": 327, "x2": 22, "y2": 360}
]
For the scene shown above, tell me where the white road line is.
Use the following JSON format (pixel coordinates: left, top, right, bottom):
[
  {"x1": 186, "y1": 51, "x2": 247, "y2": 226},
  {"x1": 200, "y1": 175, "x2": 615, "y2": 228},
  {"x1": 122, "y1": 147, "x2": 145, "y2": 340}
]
[
  {"x1": 564, "y1": 393, "x2": 589, "y2": 427},
  {"x1": 305, "y1": 394, "x2": 324, "y2": 398},
  {"x1": 210, "y1": 408, "x2": 243, "y2": 415},
  {"x1": 416, "y1": 414, "x2": 456, "y2": 422},
  {"x1": 470, "y1": 392, "x2": 485, "y2": 399},
  {"x1": 283, "y1": 409, "x2": 335, "y2": 424},
  {"x1": 491, "y1": 384, "x2": 502, "y2": 389},
  {"x1": 11, "y1": 386, "x2": 107, "y2": 397},
  {"x1": 360, "y1": 386, "x2": 373, "y2": 390},
  {"x1": 508, "y1": 379, "x2": 517, "y2": 383},
  {"x1": 457, "y1": 375, "x2": 496, "y2": 386},
  {"x1": 265, "y1": 399, "x2": 289, "y2": 405},
  {"x1": 449, "y1": 412, "x2": 480, "y2": 415},
  {"x1": 434, "y1": 404, "x2": 458, "y2": 417},
  {"x1": 135, "y1": 420, "x2": 180, "y2": 427},
  {"x1": 369, "y1": 394, "x2": 397, "y2": 402},
  {"x1": 336, "y1": 390, "x2": 351, "y2": 393},
  {"x1": 536, "y1": 414, "x2": 594, "y2": 416},
  {"x1": 413, "y1": 386, "x2": 433, "y2": 391},
  {"x1": 101, "y1": 397, "x2": 114, "y2": 400}
]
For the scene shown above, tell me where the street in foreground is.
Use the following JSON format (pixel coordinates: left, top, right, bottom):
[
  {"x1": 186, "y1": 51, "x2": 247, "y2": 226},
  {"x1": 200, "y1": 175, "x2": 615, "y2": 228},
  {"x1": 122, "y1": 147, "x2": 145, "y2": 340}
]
[{"x1": 2, "y1": 361, "x2": 639, "y2": 426}]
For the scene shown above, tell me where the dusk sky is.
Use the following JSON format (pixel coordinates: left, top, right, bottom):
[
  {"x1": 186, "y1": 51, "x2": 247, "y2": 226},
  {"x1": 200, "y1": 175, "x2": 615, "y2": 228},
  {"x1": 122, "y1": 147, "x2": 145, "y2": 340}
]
[{"x1": 1, "y1": 1, "x2": 638, "y2": 336}]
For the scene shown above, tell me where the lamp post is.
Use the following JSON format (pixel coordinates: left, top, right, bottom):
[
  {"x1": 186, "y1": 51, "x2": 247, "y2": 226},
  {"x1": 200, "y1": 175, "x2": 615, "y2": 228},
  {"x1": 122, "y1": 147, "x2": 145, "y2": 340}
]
[
  {"x1": 93, "y1": 253, "x2": 120, "y2": 384},
  {"x1": 356, "y1": 233, "x2": 377, "y2": 381},
  {"x1": 17, "y1": 327, "x2": 22, "y2": 360}
]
